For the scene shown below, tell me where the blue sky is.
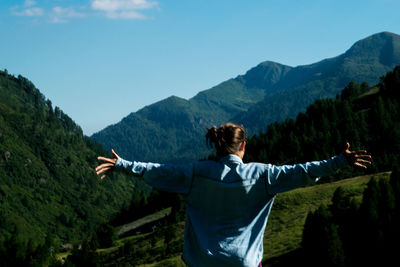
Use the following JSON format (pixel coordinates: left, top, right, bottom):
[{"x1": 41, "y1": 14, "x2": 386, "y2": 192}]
[{"x1": 1, "y1": 0, "x2": 399, "y2": 135}]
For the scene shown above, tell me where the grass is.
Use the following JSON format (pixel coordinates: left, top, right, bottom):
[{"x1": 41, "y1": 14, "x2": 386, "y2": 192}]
[
  {"x1": 117, "y1": 207, "x2": 172, "y2": 237},
  {"x1": 56, "y1": 252, "x2": 70, "y2": 264},
  {"x1": 262, "y1": 172, "x2": 390, "y2": 260},
  {"x1": 357, "y1": 86, "x2": 380, "y2": 98}
]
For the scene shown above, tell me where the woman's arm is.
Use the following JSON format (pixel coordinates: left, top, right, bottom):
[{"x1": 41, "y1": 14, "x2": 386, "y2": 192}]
[
  {"x1": 266, "y1": 143, "x2": 371, "y2": 194},
  {"x1": 96, "y1": 150, "x2": 193, "y2": 194}
]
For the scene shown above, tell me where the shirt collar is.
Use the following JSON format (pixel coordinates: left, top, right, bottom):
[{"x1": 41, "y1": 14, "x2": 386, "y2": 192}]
[{"x1": 219, "y1": 154, "x2": 243, "y2": 165}]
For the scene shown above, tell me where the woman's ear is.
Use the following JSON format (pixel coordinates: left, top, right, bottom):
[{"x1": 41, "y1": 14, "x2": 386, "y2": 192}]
[{"x1": 240, "y1": 141, "x2": 246, "y2": 151}]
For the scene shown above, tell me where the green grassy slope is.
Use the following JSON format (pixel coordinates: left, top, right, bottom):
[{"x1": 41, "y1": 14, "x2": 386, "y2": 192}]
[{"x1": 262, "y1": 172, "x2": 390, "y2": 260}]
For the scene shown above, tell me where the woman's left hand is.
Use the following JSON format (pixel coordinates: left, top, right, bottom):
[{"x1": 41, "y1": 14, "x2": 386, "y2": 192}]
[
  {"x1": 342, "y1": 143, "x2": 372, "y2": 169},
  {"x1": 96, "y1": 149, "x2": 120, "y2": 179}
]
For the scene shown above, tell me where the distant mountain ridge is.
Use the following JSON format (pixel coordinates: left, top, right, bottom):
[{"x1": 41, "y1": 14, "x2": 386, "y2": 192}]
[
  {"x1": 91, "y1": 32, "x2": 400, "y2": 163},
  {"x1": 235, "y1": 31, "x2": 400, "y2": 133}
]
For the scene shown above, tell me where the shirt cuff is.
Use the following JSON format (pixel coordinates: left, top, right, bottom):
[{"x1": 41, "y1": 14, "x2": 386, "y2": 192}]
[
  {"x1": 334, "y1": 154, "x2": 349, "y2": 168},
  {"x1": 114, "y1": 157, "x2": 147, "y2": 176}
]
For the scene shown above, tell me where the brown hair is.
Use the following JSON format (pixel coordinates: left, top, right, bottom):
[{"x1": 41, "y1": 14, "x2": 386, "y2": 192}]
[{"x1": 206, "y1": 122, "x2": 247, "y2": 157}]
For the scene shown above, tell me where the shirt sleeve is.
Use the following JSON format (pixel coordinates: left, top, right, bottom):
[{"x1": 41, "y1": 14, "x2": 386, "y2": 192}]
[
  {"x1": 266, "y1": 154, "x2": 348, "y2": 195},
  {"x1": 114, "y1": 157, "x2": 193, "y2": 194}
]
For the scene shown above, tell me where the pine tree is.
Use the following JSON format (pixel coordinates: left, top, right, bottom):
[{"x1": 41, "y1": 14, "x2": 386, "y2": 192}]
[
  {"x1": 388, "y1": 163, "x2": 400, "y2": 261},
  {"x1": 302, "y1": 205, "x2": 345, "y2": 267},
  {"x1": 341, "y1": 81, "x2": 361, "y2": 101},
  {"x1": 390, "y1": 162, "x2": 400, "y2": 211}
]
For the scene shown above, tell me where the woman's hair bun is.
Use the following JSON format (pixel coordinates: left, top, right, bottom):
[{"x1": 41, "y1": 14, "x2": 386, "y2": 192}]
[{"x1": 205, "y1": 122, "x2": 247, "y2": 157}]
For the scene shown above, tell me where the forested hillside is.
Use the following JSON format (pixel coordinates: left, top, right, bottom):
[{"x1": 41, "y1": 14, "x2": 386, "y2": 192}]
[
  {"x1": 92, "y1": 32, "x2": 400, "y2": 163},
  {"x1": 0, "y1": 70, "x2": 150, "y2": 265},
  {"x1": 245, "y1": 65, "x2": 400, "y2": 179}
]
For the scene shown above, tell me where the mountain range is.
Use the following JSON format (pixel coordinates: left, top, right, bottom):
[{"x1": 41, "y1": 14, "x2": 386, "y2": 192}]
[{"x1": 91, "y1": 32, "x2": 400, "y2": 163}]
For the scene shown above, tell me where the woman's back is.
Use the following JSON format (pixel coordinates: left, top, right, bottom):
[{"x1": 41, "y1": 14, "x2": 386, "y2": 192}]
[{"x1": 183, "y1": 154, "x2": 272, "y2": 267}]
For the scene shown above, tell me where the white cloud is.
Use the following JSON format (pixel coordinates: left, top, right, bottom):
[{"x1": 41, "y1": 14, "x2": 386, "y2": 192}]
[
  {"x1": 10, "y1": 0, "x2": 158, "y2": 22},
  {"x1": 91, "y1": 0, "x2": 158, "y2": 19},
  {"x1": 106, "y1": 10, "x2": 147, "y2": 19},
  {"x1": 50, "y1": 6, "x2": 86, "y2": 23},
  {"x1": 13, "y1": 7, "x2": 44, "y2": 17},
  {"x1": 11, "y1": 0, "x2": 43, "y2": 17},
  {"x1": 24, "y1": 0, "x2": 37, "y2": 8},
  {"x1": 92, "y1": 0, "x2": 157, "y2": 11}
]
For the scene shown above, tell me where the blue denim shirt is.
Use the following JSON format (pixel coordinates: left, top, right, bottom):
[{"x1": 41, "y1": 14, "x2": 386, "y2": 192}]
[{"x1": 115, "y1": 154, "x2": 348, "y2": 267}]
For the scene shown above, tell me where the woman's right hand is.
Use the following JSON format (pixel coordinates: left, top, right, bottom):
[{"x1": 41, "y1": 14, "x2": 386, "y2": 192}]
[{"x1": 96, "y1": 149, "x2": 120, "y2": 179}]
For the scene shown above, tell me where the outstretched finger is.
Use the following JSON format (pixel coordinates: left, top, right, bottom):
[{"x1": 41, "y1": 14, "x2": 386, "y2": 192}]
[
  {"x1": 95, "y1": 162, "x2": 114, "y2": 171},
  {"x1": 97, "y1": 156, "x2": 115, "y2": 164},
  {"x1": 355, "y1": 154, "x2": 372, "y2": 160},
  {"x1": 96, "y1": 164, "x2": 114, "y2": 175},
  {"x1": 353, "y1": 161, "x2": 368, "y2": 168},
  {"x1": 96, "y1": 167, "x2": 110, "y2": 176},
  {"x1": 353, "y1": 150, "x2": 368, "y2": 154},
  {"x1": 344, "y1": 142, "x2": 350, "y2": 151},
  {"x1": 356, "y1": 158, "x2": 372, "y2": 165},
  {"x1": 111, "y1": 149, "x2": 120, "y2": 159}
]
